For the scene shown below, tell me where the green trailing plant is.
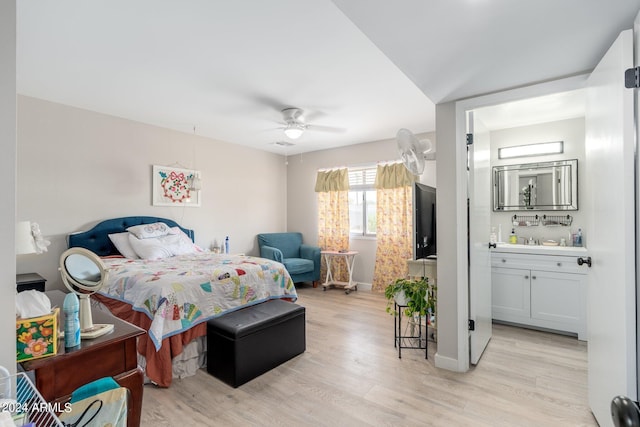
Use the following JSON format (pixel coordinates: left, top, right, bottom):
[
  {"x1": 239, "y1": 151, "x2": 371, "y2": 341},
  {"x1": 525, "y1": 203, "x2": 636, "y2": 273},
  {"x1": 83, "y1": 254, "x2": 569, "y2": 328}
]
[{"x1": 384, "y1": 277, "x2": 435, "y2": 317}]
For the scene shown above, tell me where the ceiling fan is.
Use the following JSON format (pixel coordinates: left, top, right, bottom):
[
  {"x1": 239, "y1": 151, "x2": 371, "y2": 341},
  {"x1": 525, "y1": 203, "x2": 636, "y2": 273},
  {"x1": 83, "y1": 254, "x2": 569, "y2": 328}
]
[
  {"x1": 277, "y1": 107, "x2": 344, "y2": 140},
  {"x1": 281, "y1": 108, "x2": 307, "y2": 139}
]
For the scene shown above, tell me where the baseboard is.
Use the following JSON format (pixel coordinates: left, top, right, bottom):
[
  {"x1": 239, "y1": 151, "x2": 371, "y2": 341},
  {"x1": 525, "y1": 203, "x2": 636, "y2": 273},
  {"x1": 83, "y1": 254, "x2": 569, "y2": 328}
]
[
  {"x1": 434, "y1": 352, "x2": 465, "y2": 372},
  {"x1": 356, "y1": 282, "x2": 372, "y2": 291}
]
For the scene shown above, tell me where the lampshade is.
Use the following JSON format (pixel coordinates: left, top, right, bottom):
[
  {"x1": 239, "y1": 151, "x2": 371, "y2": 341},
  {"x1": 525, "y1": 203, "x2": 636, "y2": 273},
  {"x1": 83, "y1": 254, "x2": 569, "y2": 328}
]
[
  {"x1": 284, "y1": 123, "x2": 305, "y2": 139},
  {"x1": 16, "y1": 221, "x2": 37, "y2": 255}
]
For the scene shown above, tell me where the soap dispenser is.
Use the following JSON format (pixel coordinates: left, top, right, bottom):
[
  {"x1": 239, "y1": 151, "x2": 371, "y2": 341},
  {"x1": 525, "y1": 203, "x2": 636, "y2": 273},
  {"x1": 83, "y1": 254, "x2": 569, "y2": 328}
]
[{"x1": 509, "y1": 228, "x2": 517, "y2": 244}]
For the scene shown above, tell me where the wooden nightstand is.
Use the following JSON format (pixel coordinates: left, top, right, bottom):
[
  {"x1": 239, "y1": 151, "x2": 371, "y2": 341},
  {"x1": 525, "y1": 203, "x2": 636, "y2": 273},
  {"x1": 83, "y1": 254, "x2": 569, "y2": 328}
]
[
  {"x1": 16, "y1": 273, "x2": 46, "y2": 292},
  {"x1": 21, "y1": 290, "x2": 146, "y2": 427}
]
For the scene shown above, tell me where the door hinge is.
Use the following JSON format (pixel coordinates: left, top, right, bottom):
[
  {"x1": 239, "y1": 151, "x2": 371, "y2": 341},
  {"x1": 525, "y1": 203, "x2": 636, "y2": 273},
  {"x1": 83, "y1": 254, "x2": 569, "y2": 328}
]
[
  {"x1": 468, "y1": 319, "x2": 475, "y2": 331},
  {"x1": 625, "y1": 67, "x2": 640, "y2": 88},
  {"x1": 466, "y1": 133, "x2": 474, "y2": 145}
]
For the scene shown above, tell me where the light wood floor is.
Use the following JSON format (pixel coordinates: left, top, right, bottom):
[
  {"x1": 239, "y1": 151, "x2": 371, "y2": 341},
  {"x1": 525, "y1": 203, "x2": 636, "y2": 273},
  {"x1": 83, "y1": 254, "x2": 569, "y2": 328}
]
[{"x1": 141, "y1": 285, "x2": 596, "y2": 426}]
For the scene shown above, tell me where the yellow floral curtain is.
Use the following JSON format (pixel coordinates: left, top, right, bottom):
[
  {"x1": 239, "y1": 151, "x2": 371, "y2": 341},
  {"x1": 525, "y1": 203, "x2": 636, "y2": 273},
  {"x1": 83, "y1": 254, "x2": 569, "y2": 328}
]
[
  {"x1": 372, "y1": 163, "x2": 415, "y2": 292},
  {"x1": 316, "y1": 169, "x2": 350, "y2": 282}
]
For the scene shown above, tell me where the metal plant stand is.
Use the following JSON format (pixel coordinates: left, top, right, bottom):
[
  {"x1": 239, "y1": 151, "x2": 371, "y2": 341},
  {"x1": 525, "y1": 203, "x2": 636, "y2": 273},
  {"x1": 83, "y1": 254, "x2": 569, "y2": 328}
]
[{"x1": 394, "y1": 303, "x2": 427, "y2": 359}]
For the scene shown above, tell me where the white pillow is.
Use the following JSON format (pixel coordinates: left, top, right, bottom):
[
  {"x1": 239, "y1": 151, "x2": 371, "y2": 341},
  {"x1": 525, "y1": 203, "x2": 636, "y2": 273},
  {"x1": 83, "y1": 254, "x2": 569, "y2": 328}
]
[
  {"x1": 166, "y1": 227, "x2": 198, "y2": 255},
  {"x1": 126, "y1": 222, "x2": 171, "y2": 239},
  {"x1": 128, "y1": 231, "x2": 198, "y2": 260},
  {"x1": 108, "y1": 232, "x2": 139, "y2": 259}
]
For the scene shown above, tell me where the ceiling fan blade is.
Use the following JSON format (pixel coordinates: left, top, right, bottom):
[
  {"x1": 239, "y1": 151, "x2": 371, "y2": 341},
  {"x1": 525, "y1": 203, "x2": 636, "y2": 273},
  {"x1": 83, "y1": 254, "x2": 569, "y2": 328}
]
[{"x1": 306, "y1": 124, "x2": 346, "y2": 133}]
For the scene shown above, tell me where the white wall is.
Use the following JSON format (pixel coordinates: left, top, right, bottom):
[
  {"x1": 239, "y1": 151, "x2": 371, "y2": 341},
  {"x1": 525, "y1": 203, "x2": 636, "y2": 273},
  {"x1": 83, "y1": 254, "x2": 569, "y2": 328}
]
[
  {"x1": 487, "y1": 117, "x2": 587, "y2": 245},
  {"x1": 17, "y1": 96, "x2": 288, "y2": 290},
  {"x1": 286, "y1": 133, "x2": 435, "y2": 286},
  {"x1": 434, "y1": 101, "x2": 468, "y2": 370},
  {"x1": 0, "y1": 0, "x2": 16, "y2": 372}
]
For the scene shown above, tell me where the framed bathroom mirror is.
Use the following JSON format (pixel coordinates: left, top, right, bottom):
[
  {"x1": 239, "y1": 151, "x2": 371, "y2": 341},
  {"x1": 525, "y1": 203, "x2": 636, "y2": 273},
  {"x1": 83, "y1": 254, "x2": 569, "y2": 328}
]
[{"x1": 493, "y1": 159, "x2": 578, "y2": 211}]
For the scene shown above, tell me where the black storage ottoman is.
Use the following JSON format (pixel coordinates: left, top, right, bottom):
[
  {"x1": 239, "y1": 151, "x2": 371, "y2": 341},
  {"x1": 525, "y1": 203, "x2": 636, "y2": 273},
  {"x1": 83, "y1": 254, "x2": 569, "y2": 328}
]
[{"x1": 206, "y1": 299, "x2": 306, "y2": 387}]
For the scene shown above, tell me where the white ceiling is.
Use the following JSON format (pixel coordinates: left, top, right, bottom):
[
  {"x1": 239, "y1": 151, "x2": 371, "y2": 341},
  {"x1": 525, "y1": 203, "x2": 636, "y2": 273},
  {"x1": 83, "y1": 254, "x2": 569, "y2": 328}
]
[
  {"x1": 475, "y1": 89, "x2": 586, "y2": 131},
  {"x1": 16, "y1": 1, "x2": 640, "y2": 155}
]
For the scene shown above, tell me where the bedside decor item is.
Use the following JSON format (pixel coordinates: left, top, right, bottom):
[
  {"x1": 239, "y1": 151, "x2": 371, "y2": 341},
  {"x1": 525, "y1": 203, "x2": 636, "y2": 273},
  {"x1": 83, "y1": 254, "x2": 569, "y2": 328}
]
[
  {"x1": 152, "y1": 165, "x2": 201, "y2": 207},
  {"x1": 63, "y1": 292, "x2": 80, "y2": 349},
  {"x1": 16, "y1": 307, "x2": 59, "y2": 362},
  {"x1": 16, "y1": 221, "x2": 50, "y2": 254},
  {"x1": 59, "y1": 247, "x2": 113, "y2": 339}
]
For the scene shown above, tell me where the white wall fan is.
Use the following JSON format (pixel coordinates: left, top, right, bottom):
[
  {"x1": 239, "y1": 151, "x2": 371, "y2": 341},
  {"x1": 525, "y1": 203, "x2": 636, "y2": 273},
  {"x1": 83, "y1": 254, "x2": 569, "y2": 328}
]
[
  {"x1": 396, "y1": 128, "x2": 435, "y2": 175},
  {"x1": 277, "y1": 107, "x2": 344, "y2": 140}
]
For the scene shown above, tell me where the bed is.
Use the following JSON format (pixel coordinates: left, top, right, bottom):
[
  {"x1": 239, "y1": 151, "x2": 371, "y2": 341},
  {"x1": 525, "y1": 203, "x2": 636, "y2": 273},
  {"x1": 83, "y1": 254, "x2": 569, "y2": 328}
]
[{"x1": 67, "y1": 216, "x2": 297, "y2": 387}]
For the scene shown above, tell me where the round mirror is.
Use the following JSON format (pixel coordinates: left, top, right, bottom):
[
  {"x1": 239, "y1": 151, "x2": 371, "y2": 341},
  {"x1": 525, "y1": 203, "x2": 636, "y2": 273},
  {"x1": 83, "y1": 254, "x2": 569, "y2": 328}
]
[
  {"x1": 60, "y1": 247, "x2": 108, "y2": 294},
  {"x1": 59, "y1": 247, "x2": 113, "y2": 339}
]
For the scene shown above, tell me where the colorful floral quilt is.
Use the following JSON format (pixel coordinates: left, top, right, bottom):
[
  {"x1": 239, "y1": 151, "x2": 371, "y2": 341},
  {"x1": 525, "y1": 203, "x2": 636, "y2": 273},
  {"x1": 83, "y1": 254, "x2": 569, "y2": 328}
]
[{"x1": 100, "y1": 253, "x2": 297, "y2": 350}]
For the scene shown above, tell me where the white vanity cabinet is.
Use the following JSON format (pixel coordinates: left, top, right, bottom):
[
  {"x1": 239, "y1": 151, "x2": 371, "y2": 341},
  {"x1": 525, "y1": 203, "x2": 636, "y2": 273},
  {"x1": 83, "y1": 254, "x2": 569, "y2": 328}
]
[{"x1": 491, "y1": 245, "x2": 588, "y2": 340}]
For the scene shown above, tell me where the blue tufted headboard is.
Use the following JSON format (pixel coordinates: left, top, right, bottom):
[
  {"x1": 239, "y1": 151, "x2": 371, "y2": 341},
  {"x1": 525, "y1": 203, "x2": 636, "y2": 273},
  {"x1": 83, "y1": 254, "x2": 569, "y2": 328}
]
[{"x1": 67, "y1": 216, "x2": 195, "y2": 256}]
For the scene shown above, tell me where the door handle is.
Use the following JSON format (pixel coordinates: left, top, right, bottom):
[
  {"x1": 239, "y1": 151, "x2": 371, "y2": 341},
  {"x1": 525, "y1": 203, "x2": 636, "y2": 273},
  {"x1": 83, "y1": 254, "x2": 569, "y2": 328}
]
[
  {"x1": 577, "y1": 256, "x2": 592, "y2": 268},
  {"x1": 488, "y1": 242, "x2": 496, "y2": 249}
]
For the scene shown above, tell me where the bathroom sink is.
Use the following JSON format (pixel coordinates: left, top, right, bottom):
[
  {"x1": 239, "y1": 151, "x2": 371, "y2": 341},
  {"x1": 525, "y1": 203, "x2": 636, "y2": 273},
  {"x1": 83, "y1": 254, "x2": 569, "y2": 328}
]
[{"x1": 493, "y1": 243, "x2": 588, "y2": 256}]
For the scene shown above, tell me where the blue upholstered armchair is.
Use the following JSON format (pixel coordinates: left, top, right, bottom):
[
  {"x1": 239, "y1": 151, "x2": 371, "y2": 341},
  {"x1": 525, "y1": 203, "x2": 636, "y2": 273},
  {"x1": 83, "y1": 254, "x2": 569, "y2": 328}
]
[{"x1": 257, "y1": 232, "x2": 321, "y2": 287}]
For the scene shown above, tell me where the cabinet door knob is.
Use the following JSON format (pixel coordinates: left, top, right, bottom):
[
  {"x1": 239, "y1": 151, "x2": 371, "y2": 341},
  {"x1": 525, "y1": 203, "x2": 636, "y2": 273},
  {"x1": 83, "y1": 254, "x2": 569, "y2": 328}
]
[
  {"x1": 557, "y1": 262, "x2": 562, "y2": 267},
  {"x1": 532, "y1": 276, "x2": 537, "y2": 280},
  {"x1": 502, "y1": 259, "x2": 506, "y2": 263},
  {"x1": 524, "y1": 275, "x2": 529, "y2": 279}
]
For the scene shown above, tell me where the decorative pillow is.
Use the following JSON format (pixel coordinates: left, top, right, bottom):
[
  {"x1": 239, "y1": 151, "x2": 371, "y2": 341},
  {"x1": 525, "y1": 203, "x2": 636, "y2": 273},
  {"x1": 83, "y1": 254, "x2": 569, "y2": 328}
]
[
  {"x1": 108, "y1": 232, "x2": 139, "y2": 259},
  {"x1": 126, "y1": 222, "x2": 171, "y2": 239},
  {"x1": 128, "y1": 230, "x2": 198, "y2": 260}
]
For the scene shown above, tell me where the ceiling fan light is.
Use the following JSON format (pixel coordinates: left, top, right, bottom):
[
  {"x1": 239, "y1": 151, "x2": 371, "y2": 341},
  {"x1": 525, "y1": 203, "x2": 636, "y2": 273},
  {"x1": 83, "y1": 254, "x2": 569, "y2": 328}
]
[{"x1": 284, "y1": 123, "x2": 305, "y2": 139}]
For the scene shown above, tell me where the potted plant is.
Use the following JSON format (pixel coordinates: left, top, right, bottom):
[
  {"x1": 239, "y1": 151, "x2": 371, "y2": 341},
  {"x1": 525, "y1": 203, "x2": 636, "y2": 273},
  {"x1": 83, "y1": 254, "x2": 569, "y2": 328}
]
[{"x1": 384, "y1": 277, "x2": 434, "y2": 318}]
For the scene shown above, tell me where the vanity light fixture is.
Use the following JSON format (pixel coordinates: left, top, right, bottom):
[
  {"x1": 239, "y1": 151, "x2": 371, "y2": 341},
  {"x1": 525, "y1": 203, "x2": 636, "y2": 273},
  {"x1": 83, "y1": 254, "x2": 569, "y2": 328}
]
[{"x1": 498, "y1": 141, "x2": 564, "y2": 159}]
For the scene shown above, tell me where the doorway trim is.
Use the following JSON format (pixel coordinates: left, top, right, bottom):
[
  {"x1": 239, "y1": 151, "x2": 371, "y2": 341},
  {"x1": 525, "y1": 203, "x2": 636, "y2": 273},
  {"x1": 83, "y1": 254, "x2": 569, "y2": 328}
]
[{"x1": 448, "y1": 74, "x2": 589, "y2": 371}]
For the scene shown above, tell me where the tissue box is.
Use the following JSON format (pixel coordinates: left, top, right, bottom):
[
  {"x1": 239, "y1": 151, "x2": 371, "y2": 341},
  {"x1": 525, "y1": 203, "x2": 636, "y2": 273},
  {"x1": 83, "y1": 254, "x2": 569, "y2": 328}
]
[{"x1": 16, "y1": 307, "x2": 59, "y2": 362}]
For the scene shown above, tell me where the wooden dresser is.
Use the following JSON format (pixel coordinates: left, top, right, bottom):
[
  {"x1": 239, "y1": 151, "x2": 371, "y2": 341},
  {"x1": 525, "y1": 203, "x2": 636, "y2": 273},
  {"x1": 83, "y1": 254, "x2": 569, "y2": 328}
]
[{"x1": 21, "y1": 290, "x2": 145, "y2": 427}]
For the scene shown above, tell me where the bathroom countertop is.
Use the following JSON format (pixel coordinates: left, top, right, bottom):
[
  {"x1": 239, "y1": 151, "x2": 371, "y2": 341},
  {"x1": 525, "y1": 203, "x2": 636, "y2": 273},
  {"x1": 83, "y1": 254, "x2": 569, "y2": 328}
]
[{"x1": 493, "y1": 242, "x2": 588, "y2": 256}]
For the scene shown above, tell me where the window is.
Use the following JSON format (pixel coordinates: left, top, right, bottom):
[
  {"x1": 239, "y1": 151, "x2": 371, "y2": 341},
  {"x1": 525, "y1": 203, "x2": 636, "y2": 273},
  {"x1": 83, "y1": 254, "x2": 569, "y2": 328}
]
[{"x1": 348, "y1": 167, "x2": 377, "y2": 237}]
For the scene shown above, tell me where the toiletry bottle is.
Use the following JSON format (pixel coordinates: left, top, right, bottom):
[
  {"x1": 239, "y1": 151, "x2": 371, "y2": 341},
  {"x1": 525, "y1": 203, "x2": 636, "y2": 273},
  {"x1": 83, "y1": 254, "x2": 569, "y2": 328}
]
[
  {"x1": 575, "y1": 228, "x2": 582, "y2": 247},
  {"x1": 63, "y1": 292, "x2": 81, "y2": 349},
  {"x1": 225, "y1": 236, "x2": 230, "y2": 254},
  {"x1": 509, "y1": 228, "x2": 517, "y2": 244},
  {"x1": 498, "y1": 224, "x2": 502, "y2": 243},
  {"x1": 490, "y1": 227, "x2": 497, "y2": 244}
]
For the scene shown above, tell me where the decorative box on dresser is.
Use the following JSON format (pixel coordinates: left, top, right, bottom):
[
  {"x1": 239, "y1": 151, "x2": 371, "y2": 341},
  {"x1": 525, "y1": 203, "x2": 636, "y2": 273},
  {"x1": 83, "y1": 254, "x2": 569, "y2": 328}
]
[
  {"x1": 491, "y1": 244, "x2": 589, "y2": 340},
  {"x1": 21, "y1": 290, "x2": 145, "y2": 427}
]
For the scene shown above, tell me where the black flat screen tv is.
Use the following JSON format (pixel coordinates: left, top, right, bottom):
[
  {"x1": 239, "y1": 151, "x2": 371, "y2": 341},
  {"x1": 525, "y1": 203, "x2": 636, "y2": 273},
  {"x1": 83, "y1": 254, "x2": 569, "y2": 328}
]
[{"x1": 413, "y1": 182, "x2": 436, "y2": 260}]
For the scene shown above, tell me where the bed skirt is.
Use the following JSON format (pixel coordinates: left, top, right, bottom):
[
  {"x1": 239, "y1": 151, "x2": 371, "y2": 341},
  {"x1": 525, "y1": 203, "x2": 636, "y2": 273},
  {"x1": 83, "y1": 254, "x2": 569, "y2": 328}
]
[{"x1": 94, "y1": 294, "x2": 207, "y2": 387}]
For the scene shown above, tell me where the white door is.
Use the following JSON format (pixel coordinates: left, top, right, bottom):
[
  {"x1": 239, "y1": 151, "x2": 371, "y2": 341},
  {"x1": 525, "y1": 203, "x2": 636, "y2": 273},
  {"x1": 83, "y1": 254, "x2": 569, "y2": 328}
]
[
  {"x1": 584, "y1": 28, "x2": 636, "y2": 426},
  {"x1": 468, "y1": 112, "x2": 492, "y2": 364}
]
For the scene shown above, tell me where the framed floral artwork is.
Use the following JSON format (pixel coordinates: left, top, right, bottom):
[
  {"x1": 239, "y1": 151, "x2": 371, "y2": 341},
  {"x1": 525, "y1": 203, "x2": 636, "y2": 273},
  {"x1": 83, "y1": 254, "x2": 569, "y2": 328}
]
[{"x1": 152, "y1": 165, "x2": 201, "y2": 207}]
